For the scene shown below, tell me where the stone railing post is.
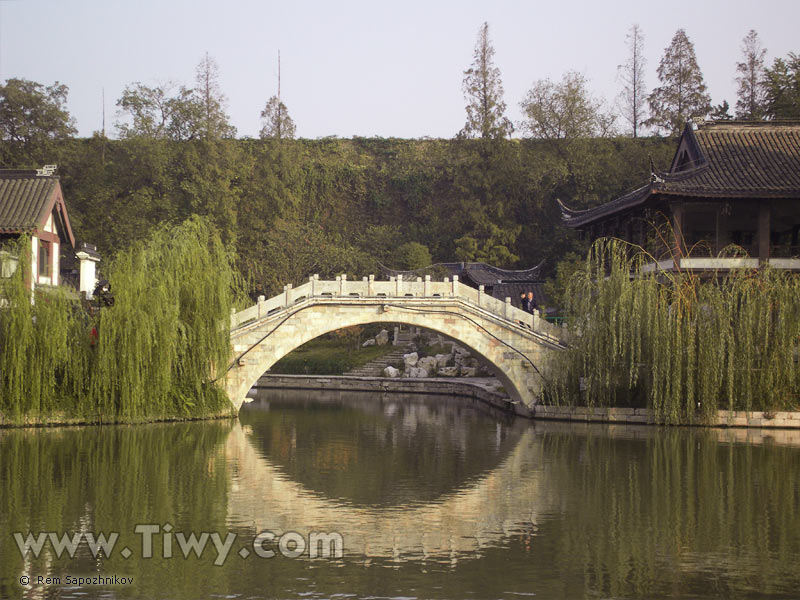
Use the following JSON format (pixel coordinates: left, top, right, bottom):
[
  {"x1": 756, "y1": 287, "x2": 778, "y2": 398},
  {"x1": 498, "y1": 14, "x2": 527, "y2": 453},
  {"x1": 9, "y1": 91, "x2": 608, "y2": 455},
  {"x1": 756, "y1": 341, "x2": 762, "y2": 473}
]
[
  {"x1": 504, "y1": 297, "x2": 511, "y2": 319},
  {"x1": 309, "y1": 275, "x2": 317, "y2": 298},
  {"x1": 284, "y1": 283, "x2": 292, "y2": 307},
  {"x1": 533, "y1": 308, "x2": 540, "y2": 331},
  {"x1": 424, "y1": 274, "x2": 430, "y2": 296},
  {"x1": 396, "y1": 274, "x2": 403, "y2": 297},
  {"x1": 451, "y1": 275, "x2": 458, "y2": 297},
  {"x1": 368, "y1": 274, "x2": 375, "y2": 296},
  {"x1": 230, "y1": 307, "x2": 237, "y2": 328},
  {"x1": 335, "y1": 275, "x2": 341, "y2": 296},
  {"x1": 340, "y1": 274, "x2": 347, "y2": 296},
  {"x1": 257, "y1": 295, "x2": 265, "y2": 318},
  {"x1": 478, "y1": 284, "x2": 484, "y2": 307}
]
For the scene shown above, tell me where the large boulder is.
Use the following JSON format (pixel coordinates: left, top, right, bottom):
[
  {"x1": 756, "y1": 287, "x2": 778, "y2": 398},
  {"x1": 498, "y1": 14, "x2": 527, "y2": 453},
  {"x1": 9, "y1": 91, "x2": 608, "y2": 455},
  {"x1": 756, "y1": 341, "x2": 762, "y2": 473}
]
[
  {"x1": 383, "y1": 366, "x2": 400, "y2": 378},
  {"x1": 404, "y1": 366, "x2": 428, "y2": 378},
  {"x1": 437, "y1": 366, "x2": 459, "y2": 377},
  {"x1": 460, "y1": 366, "x2": 477, "y2": 377},
  {"x1": 417, "y1": 356, "x2": 438, "y2": 376},
  {"x1": 434, "y1": 353, "x2": 452, "y2": 368},
  {"x1": 375, "y1": 329, "x2": 390, "y2": 346},
  {"x1": 403, "y1": 352, "x2": 419, "y2": 368}
]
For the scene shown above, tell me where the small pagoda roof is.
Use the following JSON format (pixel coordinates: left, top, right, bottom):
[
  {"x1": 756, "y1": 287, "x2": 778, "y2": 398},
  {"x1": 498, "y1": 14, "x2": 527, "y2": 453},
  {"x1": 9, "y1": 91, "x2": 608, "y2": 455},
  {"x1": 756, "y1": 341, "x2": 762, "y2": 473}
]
[
  {"x1": 378, "y1": 261, "x2": 544, "y2": 283},
  {"x1": 560, "y1": 120, "x2": 800, "y2": 228}
]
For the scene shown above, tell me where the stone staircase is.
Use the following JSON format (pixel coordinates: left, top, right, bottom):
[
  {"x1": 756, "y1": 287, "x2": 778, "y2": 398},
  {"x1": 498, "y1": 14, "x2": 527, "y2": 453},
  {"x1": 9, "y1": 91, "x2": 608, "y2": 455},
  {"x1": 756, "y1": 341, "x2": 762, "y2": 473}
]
[{"x1": 344, "y1": 330, "x2": 416, "y2": 377}]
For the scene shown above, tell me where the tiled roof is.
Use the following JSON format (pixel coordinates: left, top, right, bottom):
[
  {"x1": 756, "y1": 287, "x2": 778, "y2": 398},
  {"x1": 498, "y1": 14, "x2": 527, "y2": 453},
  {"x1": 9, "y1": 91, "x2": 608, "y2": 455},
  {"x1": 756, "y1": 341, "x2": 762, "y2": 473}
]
[
  {"x1": 661, "y1": 121, "x2": 800, "y2": 197},
  {"x1": 378, "y1": 261, "x2": 544, "y2": 283},
  {"x1": 0, "y1": 170, "x2": 58, "y2": 233},
  {"x1": 561, "y1": 121, "x2": 800, "y2": 228}
]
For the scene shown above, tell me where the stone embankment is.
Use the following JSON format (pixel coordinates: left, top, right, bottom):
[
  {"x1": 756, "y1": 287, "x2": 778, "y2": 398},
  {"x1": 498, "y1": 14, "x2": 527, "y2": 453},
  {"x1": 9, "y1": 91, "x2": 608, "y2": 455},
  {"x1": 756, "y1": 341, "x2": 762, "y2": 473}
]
[
  {"x1": 253, "y1": 374, "x2": 523, "y2": 415},
  {"x1": 533, "y1": 405, "x2": 800, "y2": 428}
]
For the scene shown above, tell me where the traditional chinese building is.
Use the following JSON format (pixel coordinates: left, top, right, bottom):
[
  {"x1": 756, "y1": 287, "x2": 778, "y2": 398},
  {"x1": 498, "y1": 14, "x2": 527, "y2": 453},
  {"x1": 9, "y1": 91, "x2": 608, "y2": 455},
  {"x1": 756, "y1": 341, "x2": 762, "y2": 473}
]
[
  {"x1": 559, "y1": 121, "x2": 800, "y2": 271},
  {"x1": 0, "y1": 166, "x2": 99, "y2": 294},
  {"x1": 379, "y1": 261, "x2": 546, "y2": 309}
]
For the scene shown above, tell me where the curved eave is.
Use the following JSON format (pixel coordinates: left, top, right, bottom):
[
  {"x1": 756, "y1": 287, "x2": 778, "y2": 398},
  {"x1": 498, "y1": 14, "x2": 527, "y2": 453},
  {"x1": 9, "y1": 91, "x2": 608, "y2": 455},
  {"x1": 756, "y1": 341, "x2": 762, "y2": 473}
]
[{"x1": 559, "y1": 183, "x2": 654, "y2": 229}]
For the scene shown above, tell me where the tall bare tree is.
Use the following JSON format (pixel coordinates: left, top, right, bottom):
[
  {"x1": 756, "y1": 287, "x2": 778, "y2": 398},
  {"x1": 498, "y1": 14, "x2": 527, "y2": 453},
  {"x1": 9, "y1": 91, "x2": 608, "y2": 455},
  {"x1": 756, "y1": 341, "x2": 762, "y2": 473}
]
[
  {"x1": 460, "y1": 22, "x2": 512, "y2": 139},
  {"x1": 735, "y1": 29, "x2": 768, "y2": 119},
  {"x1": 194, "y1": 52, "x2": 236, "y2": 139},
  {"x1": 646, "y1": 29, "x2": 711, "y2": 135},
  {"x1": 617, "y1": 24, "x2": 647, "y2": 137}
]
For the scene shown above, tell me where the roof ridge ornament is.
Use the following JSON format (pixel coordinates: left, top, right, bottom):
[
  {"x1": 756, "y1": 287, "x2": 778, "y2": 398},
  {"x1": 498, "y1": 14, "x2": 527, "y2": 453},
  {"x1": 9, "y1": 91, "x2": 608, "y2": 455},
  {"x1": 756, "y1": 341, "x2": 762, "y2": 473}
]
[
  {"x1": 649, "y1": 157, "x2": 664, "y2": 183},
  {"x1": 36, "y1": 164, "x2": 57, "y2": 176}
]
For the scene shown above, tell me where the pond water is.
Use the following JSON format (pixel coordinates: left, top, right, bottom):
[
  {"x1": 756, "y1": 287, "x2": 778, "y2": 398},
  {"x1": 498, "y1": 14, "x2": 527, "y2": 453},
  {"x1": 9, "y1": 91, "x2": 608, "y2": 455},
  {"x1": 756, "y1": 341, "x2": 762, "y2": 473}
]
[{"x1": 1, "y1": 388, "x2": 799, "y2": 599}]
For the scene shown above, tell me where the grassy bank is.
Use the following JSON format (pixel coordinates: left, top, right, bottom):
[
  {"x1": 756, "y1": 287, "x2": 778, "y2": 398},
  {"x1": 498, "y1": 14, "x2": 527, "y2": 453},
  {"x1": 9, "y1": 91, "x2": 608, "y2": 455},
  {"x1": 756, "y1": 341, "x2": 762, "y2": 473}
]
[{"x1": 270, "y1": 332, "x2": 398, "y2": 375}]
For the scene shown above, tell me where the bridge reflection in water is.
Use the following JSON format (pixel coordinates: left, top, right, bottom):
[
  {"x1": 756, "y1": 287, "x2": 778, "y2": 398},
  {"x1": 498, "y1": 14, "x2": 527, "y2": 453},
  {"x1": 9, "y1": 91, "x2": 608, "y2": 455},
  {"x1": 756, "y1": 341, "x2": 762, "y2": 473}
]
[{"x1": 227, "y1": 389, "x2": 548, "y2": 561}]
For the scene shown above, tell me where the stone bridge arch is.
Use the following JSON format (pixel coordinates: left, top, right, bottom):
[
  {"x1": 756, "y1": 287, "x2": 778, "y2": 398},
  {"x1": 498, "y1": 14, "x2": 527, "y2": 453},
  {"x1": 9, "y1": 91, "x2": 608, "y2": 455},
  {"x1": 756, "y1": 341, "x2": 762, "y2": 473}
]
[{"x1": 226, "y1": 275, "x2": 566, "y2": 413}]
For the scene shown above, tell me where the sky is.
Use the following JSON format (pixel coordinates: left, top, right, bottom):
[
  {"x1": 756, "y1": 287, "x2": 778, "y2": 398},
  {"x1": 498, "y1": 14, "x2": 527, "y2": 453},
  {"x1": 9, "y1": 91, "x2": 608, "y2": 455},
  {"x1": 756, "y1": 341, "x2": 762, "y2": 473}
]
[{"x1": 1, "y1": 0, "x2": 798, "y2": 139}]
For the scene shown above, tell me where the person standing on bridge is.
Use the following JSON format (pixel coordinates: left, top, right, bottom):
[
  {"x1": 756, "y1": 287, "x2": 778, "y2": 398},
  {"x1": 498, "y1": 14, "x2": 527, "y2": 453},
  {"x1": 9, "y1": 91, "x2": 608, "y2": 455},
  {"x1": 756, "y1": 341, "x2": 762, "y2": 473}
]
[
  {"x1": 526, "y1": 291, "x2": 537, "y2": 314},
  {"x1": 520, "y1": 292, "x2": 531, "y2": 313}
]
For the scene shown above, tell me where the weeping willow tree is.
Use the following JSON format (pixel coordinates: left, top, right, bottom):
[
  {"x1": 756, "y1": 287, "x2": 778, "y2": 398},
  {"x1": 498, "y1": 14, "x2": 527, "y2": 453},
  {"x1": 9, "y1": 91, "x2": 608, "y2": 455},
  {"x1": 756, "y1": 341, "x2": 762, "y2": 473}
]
[
  {"x1": 547, "y1": 238, "x2": 800, "y2": 423},
  {"x1": 0, "y1": 217, "x2": 242, "y2": 424},
  {"x1": 0, "y1": 237, "x2": 89, "y2": 421}
]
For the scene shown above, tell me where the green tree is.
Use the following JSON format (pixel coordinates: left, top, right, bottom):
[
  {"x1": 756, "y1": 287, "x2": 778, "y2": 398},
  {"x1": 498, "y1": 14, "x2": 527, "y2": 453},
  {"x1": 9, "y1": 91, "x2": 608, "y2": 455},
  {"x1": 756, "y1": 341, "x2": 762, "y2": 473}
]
[
  {"x1": 394, "y1": 241, "x2": 432, "y2": 270},
  {"x1": 617, "y1": 24, "x2": 647, "y2": 138},
  {"x1": 0, "y1": 78, "x2": 76, "y2": 166},
  {"x1": 710, "y1": 100, "x2": 733, "y2": 121},
  {"x1": 735, "y1": 30, "x2": 768, "y2": 119},
  {"x1": 116, "y1": 82, "x2": 174, "y2": 139},
  {"x1": 646, "y1": 29, "x2": 711, "y2": 135},
  {"x1": 520, "y1": 71, "x2": 615, "y2": 140},
  {"x1": 763, "y1": 52, "x2": 800, "y2": 119},
  {"x1": 260, "y1": 96, "x2": 296, "y2": 139},
  {"x1": 194, "y1": 53, "x2": 236, "y2": 139},
  {"x1": 460, "y1": 22, "x2": 512, "y2": 139}
]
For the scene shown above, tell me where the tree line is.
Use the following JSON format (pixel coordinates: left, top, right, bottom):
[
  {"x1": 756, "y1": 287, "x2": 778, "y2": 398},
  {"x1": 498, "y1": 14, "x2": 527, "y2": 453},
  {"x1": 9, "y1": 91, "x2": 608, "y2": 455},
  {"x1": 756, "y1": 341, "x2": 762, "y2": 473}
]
[{"x1": 0, "y1": 24, "x2": 797, "y2": 300}]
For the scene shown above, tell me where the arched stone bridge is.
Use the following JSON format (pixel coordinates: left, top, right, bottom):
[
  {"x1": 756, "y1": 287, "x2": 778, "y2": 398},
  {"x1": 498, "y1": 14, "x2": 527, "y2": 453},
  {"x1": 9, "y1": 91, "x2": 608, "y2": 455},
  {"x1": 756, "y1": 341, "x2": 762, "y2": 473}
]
[{"x1": 226, "y1": 274, "x2": 567, "y2": 414}]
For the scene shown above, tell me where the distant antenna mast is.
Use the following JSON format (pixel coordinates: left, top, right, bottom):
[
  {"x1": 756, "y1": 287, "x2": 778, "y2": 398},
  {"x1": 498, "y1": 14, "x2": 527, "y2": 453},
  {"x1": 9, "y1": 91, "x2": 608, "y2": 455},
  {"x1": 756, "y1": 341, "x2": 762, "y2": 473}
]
[
  {"x1": 102, "y1": 87, "x2": 106, "y2": 137},
  {"x1": 277, "y1": 49, "x2": 282, "y2": 139}
]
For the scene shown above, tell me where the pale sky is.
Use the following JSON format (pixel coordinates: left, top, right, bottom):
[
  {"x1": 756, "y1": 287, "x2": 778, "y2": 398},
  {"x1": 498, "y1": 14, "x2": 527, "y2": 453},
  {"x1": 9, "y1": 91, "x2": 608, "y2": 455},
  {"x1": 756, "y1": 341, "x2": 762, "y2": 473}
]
[{"x1": 1, "y1": 0, "x2": 798, "y2": 139}]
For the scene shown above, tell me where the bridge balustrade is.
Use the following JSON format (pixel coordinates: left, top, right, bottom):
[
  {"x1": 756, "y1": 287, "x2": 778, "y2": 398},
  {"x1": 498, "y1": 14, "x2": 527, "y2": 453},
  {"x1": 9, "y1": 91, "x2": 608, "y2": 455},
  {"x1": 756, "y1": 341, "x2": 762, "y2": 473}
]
[{"x1": 231, "y1": 274, "x2": 565, "y2": 343}]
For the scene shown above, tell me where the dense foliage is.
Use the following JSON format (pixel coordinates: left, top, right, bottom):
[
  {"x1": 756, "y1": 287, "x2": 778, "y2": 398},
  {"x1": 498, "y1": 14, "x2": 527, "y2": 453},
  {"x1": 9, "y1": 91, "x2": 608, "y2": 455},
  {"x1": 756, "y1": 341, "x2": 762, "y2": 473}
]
[
  {"x1": 0, "y1": 135, "x2": 673, "y2": 299},
  {"x1": 547, "y1": 238, "x2": 800, "y2": 423},
  {"x1": 0, "y1": 218, "x2": 240, "y2": 423}
]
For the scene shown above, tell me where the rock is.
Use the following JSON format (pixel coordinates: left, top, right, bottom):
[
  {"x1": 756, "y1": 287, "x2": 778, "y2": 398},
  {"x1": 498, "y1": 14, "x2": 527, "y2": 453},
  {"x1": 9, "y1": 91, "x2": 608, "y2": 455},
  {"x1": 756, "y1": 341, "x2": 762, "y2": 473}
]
[
  {"x1": 460, "y1": 366, "x2": 477, "y2": 377},
  {"x1": 375, "y1": 329, "x2": 389, "y2": 346},
  {"x1": 361, "y1": 338, "x2": 376, "y2": 347},
  {"x1": 383, "y1": 366, "x2": 400, "y2": 378},
  {"x1": 403, "y1": 352, "x2": 419, "y2": 368},
  {"x1": 466, "y1": 357, "x2": 479, "y2": 368},
  {"x1": 453, "y1": 345, "x2": 471, "y2": 359},
  {"x1": 404, "y1": 366, "x2": 428, "y2": 378},
  {"x1": 417, "y1": 356, "x2": 437, "y2": 376},
  {"x1": 434, "y1": 353, "x2": 452, "y2": 368},
  {"x1": 437, "y1": 367, "x2": 459, "y2": 377}
]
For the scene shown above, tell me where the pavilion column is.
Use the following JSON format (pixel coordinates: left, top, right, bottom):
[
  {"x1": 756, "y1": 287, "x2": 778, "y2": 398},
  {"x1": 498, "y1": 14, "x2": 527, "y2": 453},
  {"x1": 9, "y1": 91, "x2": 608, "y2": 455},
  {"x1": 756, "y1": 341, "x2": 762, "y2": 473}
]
[
  {"x1": 715, "y1": 204, "x2": 726, "y2": 255},
  {"x1": 758, "y1": 201, "x2": 771, "y2": 263},
  {"x1": 671, "y1": 202, "x2": 686, "y2": 257}
]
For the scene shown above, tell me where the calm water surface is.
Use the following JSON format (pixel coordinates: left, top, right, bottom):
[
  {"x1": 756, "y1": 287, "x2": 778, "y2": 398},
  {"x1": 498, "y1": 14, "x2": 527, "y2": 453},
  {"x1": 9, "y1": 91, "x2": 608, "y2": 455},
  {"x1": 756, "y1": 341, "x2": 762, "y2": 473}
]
[{"x1": 1, "y1": 389, "x2": 799, "y2": 599}]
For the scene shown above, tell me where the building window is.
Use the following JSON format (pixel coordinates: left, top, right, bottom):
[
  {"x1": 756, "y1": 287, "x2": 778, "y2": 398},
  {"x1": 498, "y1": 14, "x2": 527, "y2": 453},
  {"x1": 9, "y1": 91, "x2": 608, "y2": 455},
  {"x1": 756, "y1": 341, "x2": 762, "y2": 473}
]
[{"x1": 39, "y1": 241, "x2": 51, "y2": 280}]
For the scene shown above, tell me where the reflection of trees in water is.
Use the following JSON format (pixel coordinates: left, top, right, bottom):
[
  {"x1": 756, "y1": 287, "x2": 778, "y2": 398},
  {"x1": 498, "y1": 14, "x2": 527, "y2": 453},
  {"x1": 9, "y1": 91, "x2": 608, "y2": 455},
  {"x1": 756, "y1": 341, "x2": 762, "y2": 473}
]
[
  {"x1": 239, "y1": 389, "x2": 524, "y2": 507},
  {"x1": 0, "y1": 421, "x2": 233, "y2": 600},
  {"x1": 531, "y1": 424, "x2": 800, "y2": 598}
]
